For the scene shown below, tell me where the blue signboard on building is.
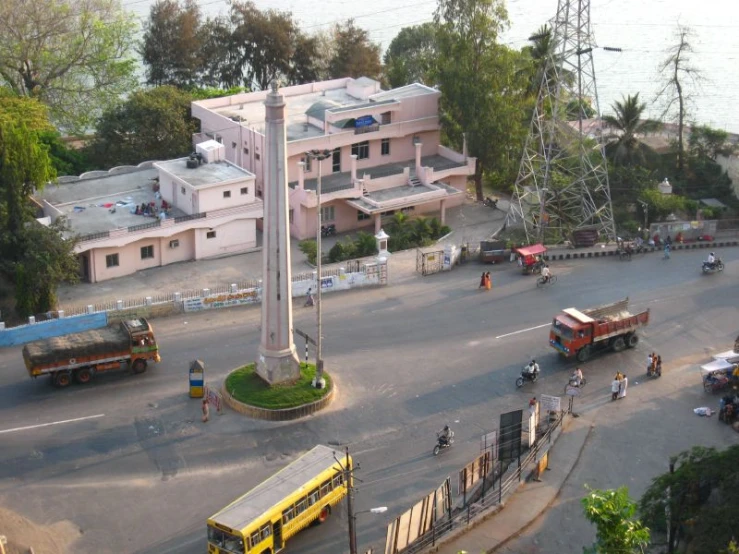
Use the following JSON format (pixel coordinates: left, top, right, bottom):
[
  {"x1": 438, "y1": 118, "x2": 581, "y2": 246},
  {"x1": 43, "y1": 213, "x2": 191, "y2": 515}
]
[{"x1": 355, "y1": 115, "x2": 375, "y2": 128}]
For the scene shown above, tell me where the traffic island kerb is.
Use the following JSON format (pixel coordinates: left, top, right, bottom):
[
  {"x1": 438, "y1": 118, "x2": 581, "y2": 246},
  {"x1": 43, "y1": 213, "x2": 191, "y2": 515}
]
[{"x1": 221, "y1": 362, "x2": 335, "y2": 421}]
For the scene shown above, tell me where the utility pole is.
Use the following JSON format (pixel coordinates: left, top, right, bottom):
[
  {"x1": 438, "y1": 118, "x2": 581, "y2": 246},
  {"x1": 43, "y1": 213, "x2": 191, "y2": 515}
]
[
  {"x1": 346, "y1": 446, "x2": 357, "y2": 554},
  {"x1": 307, "y1": 149, "x2": 332, "y2": 389}
]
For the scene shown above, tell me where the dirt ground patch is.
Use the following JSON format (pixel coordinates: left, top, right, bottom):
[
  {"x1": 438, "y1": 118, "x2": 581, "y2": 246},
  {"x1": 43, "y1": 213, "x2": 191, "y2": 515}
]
[{"x1": 0, "y1": 507, "x2": 80, "y2": 554}]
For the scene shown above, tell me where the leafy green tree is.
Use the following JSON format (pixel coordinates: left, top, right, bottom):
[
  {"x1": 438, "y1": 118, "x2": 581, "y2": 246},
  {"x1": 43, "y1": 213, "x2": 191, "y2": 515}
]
[
  {"x1": 85, "y1": 86, "x2": 198, "y2": 168},
  {"x1": 0, "y1": 0, "x2": 137, "y2": 132},
  {"x1": 141, "y1": 0, "x2": 206, "y2": 88},
  {"x1": 354, "y1": 231, "x2": 377, "y2": 257},
  {"x1": 14, "y1": 218, "x2": 80, "y2": 317},
  {"x1": 384, "y1": 23, "x2": 437, "y2": 88},
  {"x1": 328, "y1": 19, "x2": 382, "y2": 80},
  {"x1": 640, "y1": 446, "x2": 739, "y2": 554},
  {"x1": 602, "y1": 94, "x2": 662, "y2": 166},
  {"x1": 434, "y1": 0, "x2": 530, "y2": 198},
  {"x1": 198, "y1": 16, "x2": 243, "y2": 88},
  {"x1": 0, "y1": 121, "x2": 56, "y2": 257},
  {"x1": 581, "y1": 486, "x2": 650, "y2": 554},
  {"x1": 688, "y1": 125, "x2": 735, "y2": 161},
  {"x1": 298, "y1": 239, "x2": 318, "y2": 265}
]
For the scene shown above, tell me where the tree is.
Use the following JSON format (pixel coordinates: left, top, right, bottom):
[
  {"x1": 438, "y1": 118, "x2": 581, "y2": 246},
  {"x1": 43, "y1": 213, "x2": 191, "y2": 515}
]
[
  {"x1": 640, "y1": 445, "x2": 739, "y2": 554},
  {"x1": 0, "y1": 0, "x2": 137, "y2": 132},
  {"x1": 581, "y1": 486, "x2": 650, "y2": 554},
  {"x1": 656, "y1": 25, "x2": 702, "y2": 175},
  {"x1": 328, "y1": 19, "x2": 382, "y2": 80},
  {"x1": 434, "y1": 0, "x2": 530, "y2": 198},
  {"x1": 384, "y1": 23, "x2": 437, "y2": 88},
  {"x1": 198, "y1": 16, "x2": 243, "y2": 89},
  {"x1": 14, "y1": 218, "x2": 80, "y2": 317},
  {"x1": 602, "y1": 94, "x2": 662, "y2": 166},
  {"x1": 688, "y1": 125, "x2": 735, "y2": 161},
  {"x1": 0, "y1": 121, "x2": 56, "y2": 258},
  {"x1": 85, "y1": 86, "x2": 198, "y2": 168},
  {"x1": 141, "y1": 0, "x2": 205, "y2": 88}
]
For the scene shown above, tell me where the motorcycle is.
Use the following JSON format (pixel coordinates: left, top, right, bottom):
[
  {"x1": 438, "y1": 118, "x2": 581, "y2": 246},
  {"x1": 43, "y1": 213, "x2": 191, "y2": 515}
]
[
  {"x1": 321, "y1": 224, "x2": 336, "y2": 237},
  {"x1": 646, "y1": 365, "x2": 661, "y2": 378},
  {"x1": 433, "y1": 431, "x2": 454, "y2": 456},
  {"x1": 566, "y1": 374, "x2": 587, "y2": 390},
  {"x1": 483, "y1": 196, "x2": 498, "y2": 208},
  {"x1": 516, "y1": 367, "x2": 539, "y2": 388},
  {"x1": 702, "y1": 259, "x2": 724, "y2": 274}
]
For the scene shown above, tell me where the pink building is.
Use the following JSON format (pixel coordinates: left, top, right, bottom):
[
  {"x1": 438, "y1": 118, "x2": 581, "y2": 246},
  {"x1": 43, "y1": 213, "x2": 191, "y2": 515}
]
[
  {"x1": 191, "y1": 77, "x2": 475, "y2": 240},
  {"x1": 36, "y1": 141, "x2": 263, "y2": 283}
]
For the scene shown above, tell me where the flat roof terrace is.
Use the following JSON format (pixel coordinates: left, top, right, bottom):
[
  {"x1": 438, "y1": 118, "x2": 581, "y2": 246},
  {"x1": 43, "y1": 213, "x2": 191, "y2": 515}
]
[
  {"x1": 155, "y1": 158, "x2": 254, "y2": 188},
  {"x1": 38, "y1": 168, "x2": 186, "y2": 237}
]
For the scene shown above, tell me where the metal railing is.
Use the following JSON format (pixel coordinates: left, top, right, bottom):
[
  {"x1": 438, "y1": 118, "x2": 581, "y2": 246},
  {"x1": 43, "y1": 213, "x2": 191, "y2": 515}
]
[
  {"x1": 397, "y1": 412, "x2": 565, "y2": 554},
  {"x1": 127, "y1": 220, "x2": 161, "y2": 232}
]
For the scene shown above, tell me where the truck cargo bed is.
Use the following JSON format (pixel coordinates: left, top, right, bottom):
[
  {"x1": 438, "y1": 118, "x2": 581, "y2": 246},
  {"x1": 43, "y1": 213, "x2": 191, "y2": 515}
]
[{"x1": 23, "y1": 325, "x2": 130, "y2": 366}]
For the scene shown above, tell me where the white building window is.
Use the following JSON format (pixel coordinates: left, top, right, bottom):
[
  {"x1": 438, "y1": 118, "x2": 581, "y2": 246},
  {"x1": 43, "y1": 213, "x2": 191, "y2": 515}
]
[
  {"x1": 240, "y1": 187, "x2": 248, "y2": 195},
  {"x1": 351, "y1": 141, "x2": 369, "y2": 160},
  {"x1": 181, "y1": 186, "x2": 186, "y2": 195},
  {"x1": 381, "y1": 138, "x2": 390, "y2": 156},
  {"x1": 141, "y1": 245, "x2": 154, "y2": 259},
  {"x1": 206, "y1": 230, "x2": 216, "y2": 239},
  {"x1": 303, "y1": 156, "x2": 312, "y2": 172},
  {"x1": 357, "y1": 211, "x2": 370, "y2": 221},
  {"x1": 321, "y1": 206, "x2": 335, "y2": 222},
  {"x1": 223, "y1": 190, "x2": 231, "y2": 198}
]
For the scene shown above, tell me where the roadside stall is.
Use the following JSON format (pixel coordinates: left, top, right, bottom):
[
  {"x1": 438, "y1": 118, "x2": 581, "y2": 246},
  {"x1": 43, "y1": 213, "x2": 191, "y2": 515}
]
[
  {"x1": 515, "y1": 244, "x2": 547, "y2": 275},
  {"x1": 700, "y1": 359, "x2": 733, "y2": 393}
]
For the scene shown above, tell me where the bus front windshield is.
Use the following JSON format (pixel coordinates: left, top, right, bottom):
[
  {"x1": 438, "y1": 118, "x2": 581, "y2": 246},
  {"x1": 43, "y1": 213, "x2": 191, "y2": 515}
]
[{"x1": 207, "y1": 525, "x2": 245, "y2": 553}]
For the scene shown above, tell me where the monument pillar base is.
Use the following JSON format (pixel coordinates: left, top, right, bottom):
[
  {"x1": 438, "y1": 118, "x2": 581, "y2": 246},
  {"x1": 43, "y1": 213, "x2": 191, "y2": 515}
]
[{"x1": 256, "y1": 346, "x2": 301, "y2": 384}]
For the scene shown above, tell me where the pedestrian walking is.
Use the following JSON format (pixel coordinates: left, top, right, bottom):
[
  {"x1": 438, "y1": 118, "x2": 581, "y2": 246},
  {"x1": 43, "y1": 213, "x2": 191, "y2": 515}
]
[
  {"x1": 304, "y1": 288, "x2": 315, "y2": 307},
  {"x1": 647, "y1": 353, "x2": 654, "y2": 375},
  {"x1": 529, "y1": 396, "x2": 537, "y2": 414},
  {"x1": 484, "y1": 272, "x2": 492, "y2": 290},
  {"x1": 202, "y1": 398, "x2": 210, "y2": 422},
  {"x1": 479, "y1": 272, "x2": 486, "y2": 289},
  {"x1": 618, "y1": 374, "x2": 628, "y2": 399},
  {"x1": 611, "y1": 378, "x2": 620, "y2": 401},
  {"x1": 656, "y1": 355, "x2": 662, "y2": 376}
]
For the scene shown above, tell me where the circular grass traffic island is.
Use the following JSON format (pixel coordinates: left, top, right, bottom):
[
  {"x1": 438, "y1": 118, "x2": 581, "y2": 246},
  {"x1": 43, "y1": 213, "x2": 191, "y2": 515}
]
[{"x1": 222, "y1": 362, "x2": 334, "y2": 421}]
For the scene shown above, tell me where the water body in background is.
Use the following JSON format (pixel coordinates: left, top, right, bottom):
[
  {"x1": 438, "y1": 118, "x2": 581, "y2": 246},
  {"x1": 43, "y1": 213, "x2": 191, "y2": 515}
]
[{"x1": 127, "y1": 0, "x2": 739, "y2": 132}]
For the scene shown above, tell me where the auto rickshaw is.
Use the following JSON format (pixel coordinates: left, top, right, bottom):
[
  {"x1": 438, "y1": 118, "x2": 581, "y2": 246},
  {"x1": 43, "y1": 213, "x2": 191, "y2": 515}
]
[{"x1": 515, "y1": 244, "x2": 547, "y2": 275}]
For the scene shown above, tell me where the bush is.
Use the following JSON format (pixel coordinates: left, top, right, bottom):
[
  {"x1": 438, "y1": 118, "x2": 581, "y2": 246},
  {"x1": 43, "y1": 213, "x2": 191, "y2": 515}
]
[{"x1": 298, "y1": 239, "x2": 317, "y2": 265}]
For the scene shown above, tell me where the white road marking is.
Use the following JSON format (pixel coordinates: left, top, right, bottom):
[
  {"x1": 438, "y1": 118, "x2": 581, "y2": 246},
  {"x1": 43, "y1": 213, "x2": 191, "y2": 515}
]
[
  {"x1": 495, "y1": 323, "x2": 550, "y2": 339},
  {"x1": 0, "y1": 414, "x2": 105, "y2": 435}
]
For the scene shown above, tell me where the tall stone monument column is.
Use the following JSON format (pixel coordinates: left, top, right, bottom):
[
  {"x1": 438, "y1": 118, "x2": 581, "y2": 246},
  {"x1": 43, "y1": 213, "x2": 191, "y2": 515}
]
[{"x1": 256, "y1": 83, "x2": 300, "y2": 383}]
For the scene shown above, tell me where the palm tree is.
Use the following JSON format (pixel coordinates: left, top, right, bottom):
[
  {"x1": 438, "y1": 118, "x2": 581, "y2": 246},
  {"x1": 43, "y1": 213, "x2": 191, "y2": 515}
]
[{"x1": 602, "y1": 93, "x2": 662, "y2": 166}]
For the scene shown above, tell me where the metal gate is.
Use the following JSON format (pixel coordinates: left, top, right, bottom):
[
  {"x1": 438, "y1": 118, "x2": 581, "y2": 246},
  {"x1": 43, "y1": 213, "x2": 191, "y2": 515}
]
[{"x1": 416, "y1": 249, "x2": 444, "y2": 276}]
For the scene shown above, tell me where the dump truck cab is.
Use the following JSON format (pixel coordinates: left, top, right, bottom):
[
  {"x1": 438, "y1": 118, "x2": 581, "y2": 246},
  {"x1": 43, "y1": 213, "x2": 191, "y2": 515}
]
[{"x1": 550, "y1": 309, "x2": 593, "y2": 356}]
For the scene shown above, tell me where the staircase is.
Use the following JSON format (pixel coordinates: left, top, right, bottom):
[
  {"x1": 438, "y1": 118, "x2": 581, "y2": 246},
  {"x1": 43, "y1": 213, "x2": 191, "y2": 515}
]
[{"x1": 408, "y1": 173, "x2": 423, "y2": 187}]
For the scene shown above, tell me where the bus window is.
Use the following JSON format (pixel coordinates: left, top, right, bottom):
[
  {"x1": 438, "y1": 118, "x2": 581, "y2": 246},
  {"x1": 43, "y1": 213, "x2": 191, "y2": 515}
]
[
  {"x1": 320, "y1": 479, "x2": 332, "y2": 496},
  {"x1": 295, "y1": 498, "x2": 307, "y2": 515},
  {"x1": 332, "y1": 473, "x2": 343, "y2": 488},
  {"x1": 207, "y1": 526, "x2": 245, "y2": 554},
  {"x1": 308, "y1": 489, "x2": 320, "y2": 506},
  {"x1": 282, "y1": 506, "x2": 294, "y2": 524},
  {"x1": 260, "y1": 524, "x2": 271, "y2": 541},
  {"x1": 250, "y1": 531, "x2": 260, "y2": 548}
]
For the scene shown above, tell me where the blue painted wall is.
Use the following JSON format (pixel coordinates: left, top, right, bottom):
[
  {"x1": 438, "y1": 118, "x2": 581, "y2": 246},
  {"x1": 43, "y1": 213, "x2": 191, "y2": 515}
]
[{"x1": 0, "y1": 312, "x2": 109, "y2": 348}]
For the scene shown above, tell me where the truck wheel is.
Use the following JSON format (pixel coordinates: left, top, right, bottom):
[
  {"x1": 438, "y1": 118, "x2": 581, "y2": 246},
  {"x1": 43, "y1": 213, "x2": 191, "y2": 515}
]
[
  {"x1": 627, "y1": 334, "x2": 639, "y2": 348},
  {"x1": 74, "y1": 367, "x2": 93, "y2": 384},
  {"x1": 132, "y1": 359, "x2": 147, "y2": 374},
  {"x1": 54, "y1": 371, "x2": 72, "y2": 388},
  {"x1": 576, "y1": 346, "x2": 591, "y2": 362},
  {"x1": 612, "y1": 337, "x2": 626, "y2": 352}
]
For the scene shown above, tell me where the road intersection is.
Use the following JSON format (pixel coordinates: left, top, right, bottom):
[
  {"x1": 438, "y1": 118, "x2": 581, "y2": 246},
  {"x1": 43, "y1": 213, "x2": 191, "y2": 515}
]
[{"x1": 1, "y1": 247, "x2": 738, "y2": 553}]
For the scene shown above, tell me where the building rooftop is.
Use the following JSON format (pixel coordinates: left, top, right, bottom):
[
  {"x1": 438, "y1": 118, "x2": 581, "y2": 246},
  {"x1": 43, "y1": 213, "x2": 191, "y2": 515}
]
[
  {"x1": 37, "y1": 168, "x2": 187, "y2": 238},
  {"x1": 212, "y1": 79, "x2": 438, "y2": 142},
  {"x1": 155, "y1": 158, "x2": 254, "y2": 188}
]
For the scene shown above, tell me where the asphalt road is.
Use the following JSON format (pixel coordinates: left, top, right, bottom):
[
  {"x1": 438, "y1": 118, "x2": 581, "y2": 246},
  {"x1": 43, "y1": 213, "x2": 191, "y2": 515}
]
[{"x1": 1, "y1": 247, "x2": 738, "y2": 554}]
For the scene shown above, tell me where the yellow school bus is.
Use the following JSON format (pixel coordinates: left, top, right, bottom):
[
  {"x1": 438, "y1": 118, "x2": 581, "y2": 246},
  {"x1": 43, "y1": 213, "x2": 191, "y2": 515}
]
[{"x1": 207, "y1": 445, "x2": 351, "y2": 554}]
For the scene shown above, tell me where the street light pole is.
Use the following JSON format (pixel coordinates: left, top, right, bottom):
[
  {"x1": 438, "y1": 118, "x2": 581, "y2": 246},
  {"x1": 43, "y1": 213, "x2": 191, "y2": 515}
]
[{"x1": 306, "y1": 149, "x2": 332, "y2": 389}]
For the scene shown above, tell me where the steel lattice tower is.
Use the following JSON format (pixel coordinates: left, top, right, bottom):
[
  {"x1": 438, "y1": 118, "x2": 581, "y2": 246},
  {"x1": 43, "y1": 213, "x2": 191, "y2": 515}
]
[{"x1": 507, "y1": 0, "x2": 616, "y2": 244}]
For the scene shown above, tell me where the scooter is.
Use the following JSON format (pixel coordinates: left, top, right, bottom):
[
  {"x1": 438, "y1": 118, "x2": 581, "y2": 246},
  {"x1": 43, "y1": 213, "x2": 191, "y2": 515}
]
[
  {"x1": 702, "y1": 259, "x2": 724, "y2": 274},
  {"x1": 483, "y1": 197, "x2": 498, "y2": 208},
  {"x1": 321, "y1": 224, "x2": 336, "y2": 237},
  {"x1": 516, "y1": 367, "x2": 539, "y2": 388},
  {"x1": 433, "y1": 431, "x2": 454, "y2": 456}
]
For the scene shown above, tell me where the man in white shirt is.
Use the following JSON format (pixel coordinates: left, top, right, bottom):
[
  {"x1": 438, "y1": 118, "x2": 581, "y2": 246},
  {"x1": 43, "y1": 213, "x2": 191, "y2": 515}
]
[
  {"x1": 541, "y1": 264, "x2": 551, "y2": 283},
  {"x1": 706, "y1": 252, "x2": 716, "y2": 266}
]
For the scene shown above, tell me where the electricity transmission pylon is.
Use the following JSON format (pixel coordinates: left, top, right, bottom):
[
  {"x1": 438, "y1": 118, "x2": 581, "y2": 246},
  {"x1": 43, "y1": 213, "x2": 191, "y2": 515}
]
[{"x1": 508, "y1": 0, "x2": 616, "y2": 245}]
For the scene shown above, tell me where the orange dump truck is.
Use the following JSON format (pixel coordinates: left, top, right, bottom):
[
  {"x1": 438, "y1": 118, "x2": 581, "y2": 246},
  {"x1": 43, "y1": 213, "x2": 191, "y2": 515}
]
[
  {"x1": 22, "y1": 318, "x2": 160, "y2": 388},
  {"x1": 549, "y1": 298, "x2": 649, "y2": 362}
]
